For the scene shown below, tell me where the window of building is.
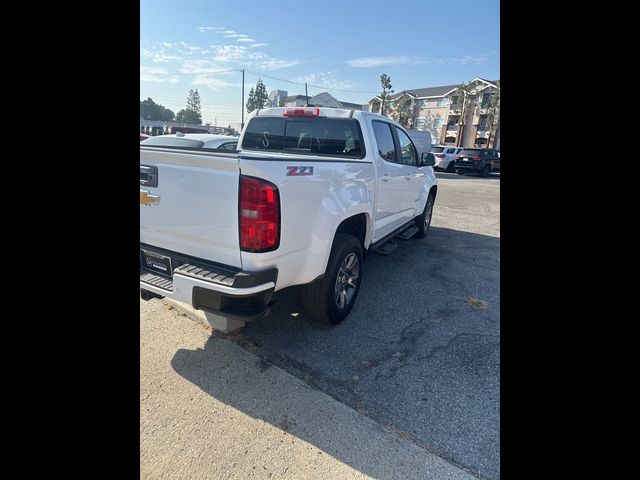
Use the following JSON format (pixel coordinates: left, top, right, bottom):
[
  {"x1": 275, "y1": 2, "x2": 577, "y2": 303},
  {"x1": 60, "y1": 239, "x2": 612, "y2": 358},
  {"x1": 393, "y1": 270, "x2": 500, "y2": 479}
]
[
  {"x1": 436, "y1": 97, "x2": 448, "y2": 107},
  {"x1": 445, "y1": 136, "x2": 457, "y2": 143},
  {"x1": 433, "y1": 117, "x2": 444, "y2": 129}
]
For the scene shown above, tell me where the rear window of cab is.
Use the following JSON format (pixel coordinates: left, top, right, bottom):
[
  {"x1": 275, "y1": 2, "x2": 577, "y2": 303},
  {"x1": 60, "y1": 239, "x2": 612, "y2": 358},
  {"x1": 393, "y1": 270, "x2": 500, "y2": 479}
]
[{"x1": 241, "y1": 117, "x2": 364, "y2": 158}]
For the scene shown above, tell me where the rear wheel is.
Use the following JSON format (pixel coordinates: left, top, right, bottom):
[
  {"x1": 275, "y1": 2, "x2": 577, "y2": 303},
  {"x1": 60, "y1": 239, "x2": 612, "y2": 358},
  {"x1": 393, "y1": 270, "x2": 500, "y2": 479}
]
[
  {"x1": 302, "y1": 234, "x2": 363, "y2": 324},
  {"x1": 457, "y1": 169, "x2": 464, "y2": 175},
  {"x1": 414, "y1": 194, "x2": 435, "y2": 239},
  {"x1": 446, "y1": 160, "x2": 456, "y2": 173}
]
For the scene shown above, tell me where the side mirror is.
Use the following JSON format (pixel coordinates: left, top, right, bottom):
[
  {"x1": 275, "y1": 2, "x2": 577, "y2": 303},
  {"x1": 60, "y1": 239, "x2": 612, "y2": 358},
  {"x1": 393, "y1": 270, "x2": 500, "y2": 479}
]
[{"x1": 421, "y1": 152, "x2": 436, "y2": 167}]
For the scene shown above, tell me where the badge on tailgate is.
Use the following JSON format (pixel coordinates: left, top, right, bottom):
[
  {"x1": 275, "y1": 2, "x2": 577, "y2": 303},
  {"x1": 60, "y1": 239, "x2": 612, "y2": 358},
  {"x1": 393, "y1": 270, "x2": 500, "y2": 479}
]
[
  {"x1": 286, "y1": 166, "x2": 314, "y2": 176},
  {"x1": 140, "y1": 190, "x2": 160, "y2": 206}
]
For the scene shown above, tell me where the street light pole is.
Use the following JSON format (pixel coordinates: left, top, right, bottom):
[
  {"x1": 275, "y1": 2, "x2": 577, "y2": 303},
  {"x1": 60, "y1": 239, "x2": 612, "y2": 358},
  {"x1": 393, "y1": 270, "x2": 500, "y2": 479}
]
[{"x1": 241, "y1": 69, "x2": 245, "y2": 131}]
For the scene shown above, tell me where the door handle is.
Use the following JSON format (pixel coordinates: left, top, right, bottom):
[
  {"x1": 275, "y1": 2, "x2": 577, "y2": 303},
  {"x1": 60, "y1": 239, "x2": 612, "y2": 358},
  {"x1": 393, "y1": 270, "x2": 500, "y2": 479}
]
[{"x1": 381, "y1": 174, "x2": 391, "y2": 182}]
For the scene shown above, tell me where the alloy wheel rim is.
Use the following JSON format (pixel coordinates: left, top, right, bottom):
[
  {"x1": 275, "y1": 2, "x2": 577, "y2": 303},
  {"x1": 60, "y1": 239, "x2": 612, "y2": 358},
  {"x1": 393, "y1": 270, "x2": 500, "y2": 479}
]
[
  {"x1": 334, "y1": 253, "x2": 359, "y2": 309},
  {"x1": 425, "y1": 200, "x2": 433, "y2": 228}
]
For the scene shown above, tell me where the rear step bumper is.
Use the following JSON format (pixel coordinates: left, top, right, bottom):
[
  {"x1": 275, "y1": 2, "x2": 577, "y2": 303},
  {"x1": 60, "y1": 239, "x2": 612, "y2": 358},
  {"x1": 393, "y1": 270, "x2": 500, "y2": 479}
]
[{"x1": 140, "y1": 245, "x2": 277, "y2": 323}]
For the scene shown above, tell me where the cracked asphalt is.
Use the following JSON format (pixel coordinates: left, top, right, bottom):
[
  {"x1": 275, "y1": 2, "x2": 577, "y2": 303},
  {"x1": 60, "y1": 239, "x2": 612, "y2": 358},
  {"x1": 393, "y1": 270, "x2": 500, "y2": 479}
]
[{"x1": 229, "y1": 171, "x2": 500, "y2": 478}]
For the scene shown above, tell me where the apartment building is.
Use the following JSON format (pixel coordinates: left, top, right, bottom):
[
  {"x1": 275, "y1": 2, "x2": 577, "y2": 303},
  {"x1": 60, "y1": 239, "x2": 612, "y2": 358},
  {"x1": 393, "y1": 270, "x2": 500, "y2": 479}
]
[{"x1": 367, "y1": 78, "x2": 499, "y2": 148}]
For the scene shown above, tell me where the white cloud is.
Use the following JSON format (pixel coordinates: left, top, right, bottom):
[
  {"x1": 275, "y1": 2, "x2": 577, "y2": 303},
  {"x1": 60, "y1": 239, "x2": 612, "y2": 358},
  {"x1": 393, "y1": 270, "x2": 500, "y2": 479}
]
[
  {"x1": 141, "y1": 40, "x2": 300, "y2": 76},
  {"x1": 140, "y1": 66, "x2": 179, "y2": 83},
  {"x1": 237, "y1": 38, "x2": 255, "y2": 43},
  {"x1": 191, "y1": 75, "x2": 239, "y2": 91},
  {"x1": 292, "y1": 71, "x2": 356, "y2": 90},
  {"x1": 346, "y1": 56, "x2": 424, "y2": 68},
  {"x1": 224, "y1": 33, "x2": 249, "y2": 38},
  {"x1": 250, "y1": 43, "x2": 269, "y2": 48},
  {"x1": 212, "y1": 44, "x2": 248, "y2": 62},
  {"x1": 198, "y1": 26, "x2": 226, "y2": 32},
  {"x1": 346, "y1": 53, "x2": 495, "y2": 68}
]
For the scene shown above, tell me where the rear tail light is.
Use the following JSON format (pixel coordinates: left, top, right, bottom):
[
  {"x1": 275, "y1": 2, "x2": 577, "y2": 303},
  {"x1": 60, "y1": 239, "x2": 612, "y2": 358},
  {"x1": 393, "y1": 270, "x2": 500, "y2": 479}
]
[
  {"x1": 239, "y1": 175, "x2": 280, "y2": 252},
  {"x1": 471, "y1": 156, "x2": 480, "y2": 161},
  {"x1": 283, "y1": 107, "x2": 320, "y2": 117}
]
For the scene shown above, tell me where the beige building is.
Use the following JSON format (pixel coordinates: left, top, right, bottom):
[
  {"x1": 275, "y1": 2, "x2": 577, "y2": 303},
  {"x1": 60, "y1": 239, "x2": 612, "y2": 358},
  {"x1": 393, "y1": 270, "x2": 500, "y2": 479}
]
[{"x1": 367, "y1": 78, "x2": 500, "y2": 148}]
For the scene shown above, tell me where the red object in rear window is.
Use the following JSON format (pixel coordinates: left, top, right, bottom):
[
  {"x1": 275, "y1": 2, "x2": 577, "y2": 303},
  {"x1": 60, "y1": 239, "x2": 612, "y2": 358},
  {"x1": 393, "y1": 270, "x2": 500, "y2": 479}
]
[
  {"x1": 239, "y1": 176, "x2": 280, "y2": 252},
  {"x1": 283, "y1": 107, "x2": 320, "y2": 117}
]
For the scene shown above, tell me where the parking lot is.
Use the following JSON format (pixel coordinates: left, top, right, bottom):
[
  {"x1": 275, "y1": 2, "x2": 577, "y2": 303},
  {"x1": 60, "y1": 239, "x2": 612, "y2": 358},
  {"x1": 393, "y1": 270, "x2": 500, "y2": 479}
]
[{"x1": 141, "y1": 171, "x2": 500, "y2": 479}]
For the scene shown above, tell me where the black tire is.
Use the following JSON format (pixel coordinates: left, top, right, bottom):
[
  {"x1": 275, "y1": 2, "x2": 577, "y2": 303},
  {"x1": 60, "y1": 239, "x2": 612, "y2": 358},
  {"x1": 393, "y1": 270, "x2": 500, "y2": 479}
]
[
  {"x1": 414, "y1": 194, "x2": 435, "y2": 239},
  {"x1": 457, "y1": 169, "x2": 464, "y2": 175},
  {"x1": 302, "y1": 233, "x2": 364, "y2": 325},
  {"x1": 446, "y1": 161, "x2": 456, "y2": 173},
  {"x1": 480, "y1": 164, "x2": 491, "y2": 177}
]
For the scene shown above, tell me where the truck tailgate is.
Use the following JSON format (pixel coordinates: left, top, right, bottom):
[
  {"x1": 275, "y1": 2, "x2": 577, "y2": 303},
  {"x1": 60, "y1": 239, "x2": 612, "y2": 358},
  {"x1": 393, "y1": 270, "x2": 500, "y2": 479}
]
[{"x1": 140, "y1": 147, "x2": 242, "y2": 268}]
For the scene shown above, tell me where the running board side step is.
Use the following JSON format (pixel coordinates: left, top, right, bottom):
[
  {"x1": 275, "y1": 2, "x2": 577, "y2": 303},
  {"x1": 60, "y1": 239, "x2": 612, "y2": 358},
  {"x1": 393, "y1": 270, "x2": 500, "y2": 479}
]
[
  {"x1": 396, "y1": 225, "x2": 419, "y2": 240},
  {"x1": 371, "y1": 238, "x2": 398, "y2": 256}
]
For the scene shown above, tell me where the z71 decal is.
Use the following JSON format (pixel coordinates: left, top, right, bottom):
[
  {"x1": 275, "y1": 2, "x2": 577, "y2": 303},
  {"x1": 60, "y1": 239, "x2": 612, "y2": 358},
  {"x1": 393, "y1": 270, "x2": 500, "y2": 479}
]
[{"x1": 286, "y1": 166, "x2": 314, "y2": 176}]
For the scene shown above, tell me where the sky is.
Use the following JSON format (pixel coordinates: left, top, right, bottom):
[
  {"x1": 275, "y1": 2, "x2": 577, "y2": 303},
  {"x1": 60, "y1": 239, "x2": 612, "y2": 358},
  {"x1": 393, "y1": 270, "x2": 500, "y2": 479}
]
[{"x1": 140, "y1": 0, "x2": 500, "y2": 127}]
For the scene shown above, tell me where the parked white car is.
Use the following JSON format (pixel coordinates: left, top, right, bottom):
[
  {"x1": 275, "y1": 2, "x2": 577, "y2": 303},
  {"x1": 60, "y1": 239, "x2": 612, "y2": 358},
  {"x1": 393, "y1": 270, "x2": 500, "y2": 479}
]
[
  {"x1": 431, "y1": 145, "x2": 463, "y2": 172},
  {"x1": 140, "y1": 107, "x2": 438, "y2": 325},
  {"x1": 141, "y1": 133, "x2": 239, "y2": 151}
]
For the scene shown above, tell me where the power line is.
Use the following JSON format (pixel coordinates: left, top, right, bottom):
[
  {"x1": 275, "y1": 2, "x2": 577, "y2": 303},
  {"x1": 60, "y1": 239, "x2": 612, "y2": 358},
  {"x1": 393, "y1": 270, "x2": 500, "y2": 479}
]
[{"x1": 244, "y1": 70, "x2": 378, "y2": 95}]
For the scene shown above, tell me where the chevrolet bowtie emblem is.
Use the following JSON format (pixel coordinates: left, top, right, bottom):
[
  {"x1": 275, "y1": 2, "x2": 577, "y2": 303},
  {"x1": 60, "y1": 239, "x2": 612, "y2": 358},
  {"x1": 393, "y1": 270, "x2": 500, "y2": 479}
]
[{"x1": 140, "y1": 190, "x2": 160, "y2": 207}]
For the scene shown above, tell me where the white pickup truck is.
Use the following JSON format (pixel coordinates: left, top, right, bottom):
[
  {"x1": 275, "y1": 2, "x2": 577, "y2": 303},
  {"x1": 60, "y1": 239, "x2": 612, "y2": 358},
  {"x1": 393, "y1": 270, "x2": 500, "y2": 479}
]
[{"x1": 140, "y1": 107, "x2": 438, "y2": 325}]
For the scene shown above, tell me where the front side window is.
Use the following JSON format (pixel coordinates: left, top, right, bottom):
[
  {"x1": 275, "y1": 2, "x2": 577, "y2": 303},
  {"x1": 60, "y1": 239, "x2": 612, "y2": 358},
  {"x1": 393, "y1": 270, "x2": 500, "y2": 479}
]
[{"x1": 395, "y1": 128, "x2": 418, "y2": 166}]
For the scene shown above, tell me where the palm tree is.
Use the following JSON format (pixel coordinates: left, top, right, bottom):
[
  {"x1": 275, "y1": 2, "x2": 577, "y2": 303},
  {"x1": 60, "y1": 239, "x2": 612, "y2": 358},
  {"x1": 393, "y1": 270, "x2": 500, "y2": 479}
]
[
  {"x1": 485, "y1": 81, "x2": 500, "y2": 149},
  {"x1": 452, "y1": 81, "x2": 477, "y2": 147}
]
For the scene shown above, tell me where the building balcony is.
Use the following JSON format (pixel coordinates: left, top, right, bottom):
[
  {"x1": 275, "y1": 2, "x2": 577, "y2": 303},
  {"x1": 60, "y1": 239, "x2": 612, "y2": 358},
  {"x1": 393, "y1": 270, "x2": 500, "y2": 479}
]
[{"x1": 446, "y1": 124, "x2": 460, "y2": 132}]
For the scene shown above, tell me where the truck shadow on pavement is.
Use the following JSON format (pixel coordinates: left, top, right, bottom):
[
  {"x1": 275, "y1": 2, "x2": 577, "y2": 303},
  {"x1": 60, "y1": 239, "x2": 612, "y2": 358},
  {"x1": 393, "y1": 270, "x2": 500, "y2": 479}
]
[{"x1": 171, "y1": 226, "x2": 500, "y2": 479}]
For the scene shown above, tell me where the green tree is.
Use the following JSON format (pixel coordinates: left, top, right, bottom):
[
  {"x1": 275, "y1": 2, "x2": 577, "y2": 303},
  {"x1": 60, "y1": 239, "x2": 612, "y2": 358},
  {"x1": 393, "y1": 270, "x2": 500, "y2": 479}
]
[
  {"x1": 379, "y1": 74, "x2": 394, "y2": 116},
  {"x1": 390, "y1": 93, "x2": 412, "y2": 128},
  {"x1": 485, "y1": 81, "x2": 500, "y2": 148},
  {"x1": 246, "y1": 79, "x2": 269, "y2": 112},
  {"x1": 140, "y1": 97, "x2": 175, "y2": 121},
  {"x1": 186, "y1": 89, "x2": 202, "y2": 123},
  {"x1": 246, "y1": 87, "x2": 256, "y2": 113},
  {"x1": 452, "y1": 81, "x2": 477, "y2": 147},
  {"x1": 254, "y1": 79, "x2": 269, "y2": 109}
]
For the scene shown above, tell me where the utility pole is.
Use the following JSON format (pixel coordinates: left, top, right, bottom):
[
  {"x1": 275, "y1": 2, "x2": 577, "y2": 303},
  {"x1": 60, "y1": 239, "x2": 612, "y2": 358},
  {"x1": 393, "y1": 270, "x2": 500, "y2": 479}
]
[
  {"x1": 305, "y1": 83, "x2": 309, "y2": 106},
  {"x1": 241, "y1": 69, "x2": 245, "y2": 131}
]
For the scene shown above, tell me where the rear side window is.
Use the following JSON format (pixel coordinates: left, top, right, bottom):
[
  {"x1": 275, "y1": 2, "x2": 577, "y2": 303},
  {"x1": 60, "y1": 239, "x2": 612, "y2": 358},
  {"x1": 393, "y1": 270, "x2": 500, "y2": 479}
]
[
  {"x1": 395, "y1": 128, "x2": 418, "y2": 166},
  {"x1": 241, "y1": 117, "x2": 363, "y2": 158},
  {"x1": 446, "y1": 148, "x2": 456, "y2": 154},
  {"x1": 217, "y1": 142, "x2": 238, "y2": 151},
  {"x1": 431, "y1": 146, "x2": 445, "y2": 153},
  {"x1": 459, "y1": 149, "x2": 481, "y2": 156},
  {"x1": 371, "y1": 121, "x2": 396, "y2": 162}
]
